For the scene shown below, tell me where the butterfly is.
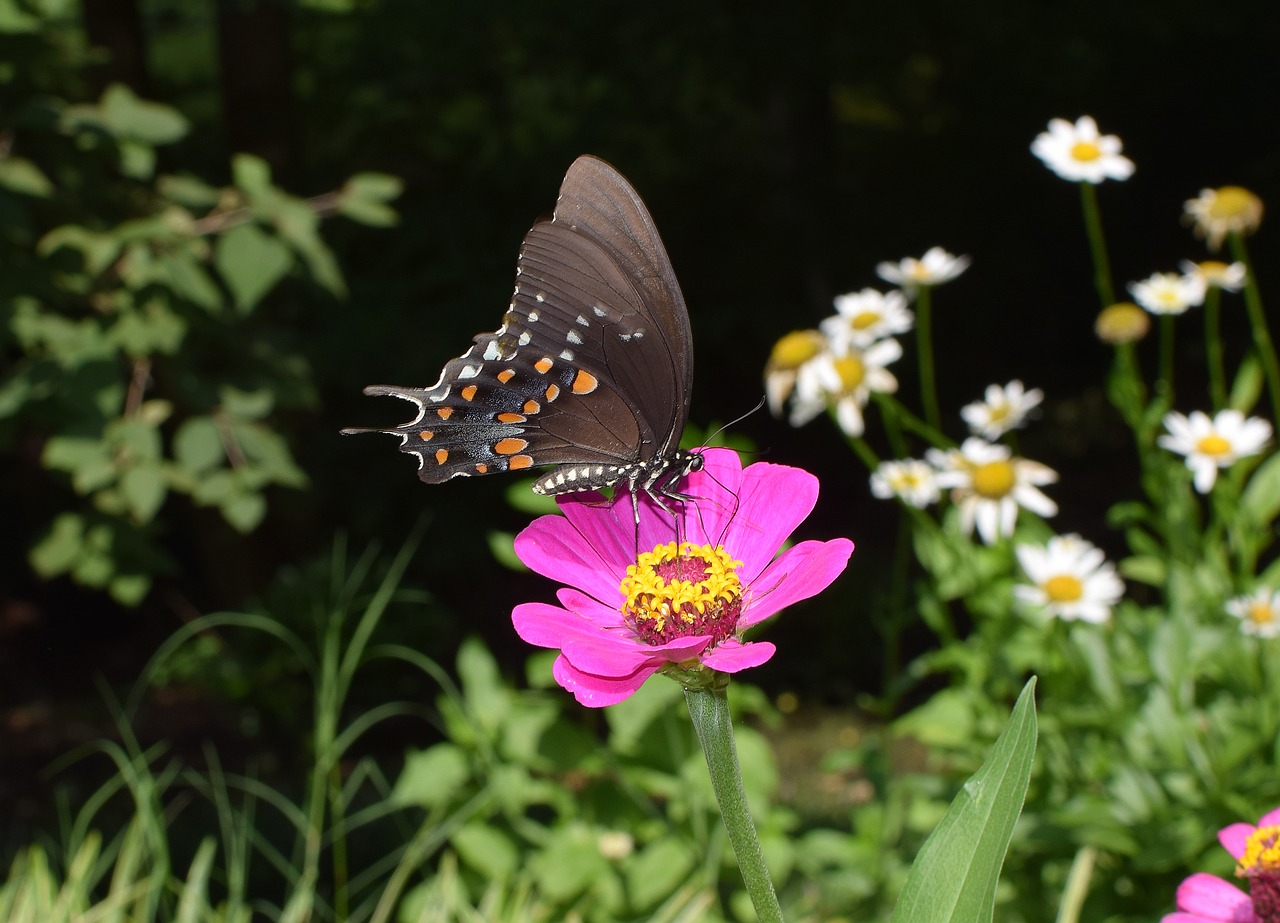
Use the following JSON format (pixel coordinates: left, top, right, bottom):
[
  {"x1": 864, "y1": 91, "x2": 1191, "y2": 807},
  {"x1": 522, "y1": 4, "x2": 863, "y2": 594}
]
[{"x1": 343, "y1": 155, "x2": 702, "y2": 522}]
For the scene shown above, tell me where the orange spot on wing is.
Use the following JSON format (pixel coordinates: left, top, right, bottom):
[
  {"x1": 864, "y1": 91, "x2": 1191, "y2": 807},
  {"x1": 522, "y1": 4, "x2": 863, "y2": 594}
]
[
  {"x1": 495, "y1": 437, "x2": 529, "y2": 455},
  {"x1": 508, "y1": 454, "x2": 534, "y2": 470},
  {"x1": 534, "y1": 357, "x2": 554, "y2": 374},
  {"x1": 475, "y1": 463, "x2": 488, "y2": 473},
  {"x1": 523, "y1": 399, "x2": 541, "y2": 414},
  {"x1": 434, "y1": 449, "x2": 449, "y2": 465},
  {"x1": 461, "y1": 385, "x2": 478, "y2": 401},
  {"x1": 497, "y1": 412, "x2": 526, "y2": 424},
  {"x1": 572, "y1": 370, "x2": 598, "y2": 394},
  {"x1": 436, "y1": 407, "x2": 454, "y2": 420},
  {"x1": 418, "y1": 430, "x2": 434, "y2": 441},
  {"x1": 545, "y1": 384, "x2": 560, "y2": 401},
  {"x1": 497, "y1": 369, "x2": 516, "y2": 383}
]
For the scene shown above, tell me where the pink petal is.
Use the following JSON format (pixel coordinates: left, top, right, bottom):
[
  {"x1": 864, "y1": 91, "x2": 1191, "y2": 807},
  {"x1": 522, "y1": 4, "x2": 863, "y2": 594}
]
[
  {"x1": 513, "y1": 600, "x2": 654, "y2": 676},
  {"x1": 1175, "y1": 873, "x2": 1252, "y2": 921},
  {"x1": 514, "y1": 513, "x2": 626, "y2": 606},
  {"x1": 715, "y1": 462, "x2": 822, "y2": 582},
  {"x1": 552, "y1": 654, "x2": 656, "y2": 707},
  {"x1": 702, "y1": 638, "x2": 776, "y2": 672},
  {"x1": 1219, "y1": 822, "x2": 1256, "y2": 860},
  {"x1": 1257, "y1": 806, "x2": 1280, "y2": 828},
  {"x1": 739, "y1": 538, "x2": 855, "y2": 627}
]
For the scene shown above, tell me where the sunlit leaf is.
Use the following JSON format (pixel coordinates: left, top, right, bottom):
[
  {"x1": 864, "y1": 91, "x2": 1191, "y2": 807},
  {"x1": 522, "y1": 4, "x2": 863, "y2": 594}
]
[{"x1": 215, "y1": 223, "x2": 294, "y2": 313}]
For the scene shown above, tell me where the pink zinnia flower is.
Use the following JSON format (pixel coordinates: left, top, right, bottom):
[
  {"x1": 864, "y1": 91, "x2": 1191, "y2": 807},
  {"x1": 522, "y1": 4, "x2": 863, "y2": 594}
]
[
  {"x1": 511, "y1": 448, "x2": 854, "y2": 707},
  {"x1": 1163, "y1": 805, "x2": 1280, "y2": 922}
]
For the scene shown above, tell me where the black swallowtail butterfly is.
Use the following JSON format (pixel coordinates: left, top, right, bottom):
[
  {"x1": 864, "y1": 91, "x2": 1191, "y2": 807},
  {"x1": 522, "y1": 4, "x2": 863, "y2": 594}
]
[{"x1": 344, "y1": 155, "x2": 702, "y2": 521}]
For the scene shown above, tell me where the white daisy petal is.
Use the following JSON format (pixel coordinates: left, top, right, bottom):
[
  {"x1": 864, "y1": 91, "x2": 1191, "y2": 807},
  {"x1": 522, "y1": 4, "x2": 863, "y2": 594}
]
[
  {"x1": 1160, "y1": 409, "x2": 1273, "y2": 494},
  {"x1": 1014, "y1": 533, "x2": 1124, "y2": 623}
]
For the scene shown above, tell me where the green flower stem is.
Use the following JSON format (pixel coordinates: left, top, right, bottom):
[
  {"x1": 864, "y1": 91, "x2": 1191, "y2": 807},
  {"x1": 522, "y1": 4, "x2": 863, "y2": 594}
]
[
  {"x1": 1157, "y1": 315, "x2": 1176, "y2": 404},
  {"x1": 1078, "y1": 182, "x2": 1116, "y2": 307},
  {"x1": 915, "y1": 284, "x2": 942, "y2": 431},
  {"x1": 1230, "y1": 232, "x2": 1280, "y2": 421},
  {"x1": 685, "y1": 684, "x2": 784, "y2": 923},
  {"x1": 1204, "y1": 286, "x2": 1226, "y2": 411}
]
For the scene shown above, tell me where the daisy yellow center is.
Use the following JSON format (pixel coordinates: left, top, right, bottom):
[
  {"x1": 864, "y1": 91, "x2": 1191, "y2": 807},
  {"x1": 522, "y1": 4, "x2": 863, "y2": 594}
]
[
  {"x1": 1210, "y1": 186, "x2": 1260, "y2": 220},
  {"x1": 1249, "y1": 601, "x2": 1277, "y2": 627},
  {"x1": 1238, "y1": 826, "x2": 1280, "y2": 877},
  {"x1": 894, "y1": 470, "x2": 923, "y2": 489},
  {"x1": 1095, "y1": 302, "x2": 1151, "y2": 345},
  {"x1": 909, "y1": 263, "x2": 931, "y2": 280},
  {"x1": 851, "y1": 310, "x2": 883, "y2": 330},
  {"x1": 834, "y1": 354, "x2": 865, "y2": 391},
  {"x1": 971, "y1": 460, "x2": 1016, "y2": 499},
  {"x1": 1195, "y1": 433, "x2": 1232, "y2": 456},
  {"x1": 1199, "y1": 260, "x2": 1230, "y2": 276},
  {"x1": 619, "y1": 541, "x2": 744, "y2": 647},
  {"x1": 1043, "y1": 574, "x2": 1084, "y2": 603},
  {"x1": 770, "y1": 330, "x2": 824, "y2": 369},
  {"x1": 988, "y1": 402, "x2": 1011, "y2": 422},
  {"x1": 1070, "y1": 140, "x2": 1102, "y2": 162}
]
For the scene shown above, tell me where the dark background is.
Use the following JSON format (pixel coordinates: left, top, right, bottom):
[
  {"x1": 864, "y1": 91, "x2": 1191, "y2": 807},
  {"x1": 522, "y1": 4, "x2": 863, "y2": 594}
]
[{"x1": 4, "y1": 0, "x2": 1278, "y2": 831}]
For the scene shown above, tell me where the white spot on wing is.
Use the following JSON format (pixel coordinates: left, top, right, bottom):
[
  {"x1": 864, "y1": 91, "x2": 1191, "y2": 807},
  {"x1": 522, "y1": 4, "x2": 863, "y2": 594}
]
[
  {"x1": 576, "y1": 315, "x2": 590, "y2": 326},
  {"x1": 518, "y1": 331, "x2": 531, "y2": 346},
  {"x1": 482, "y1": 341, "x2": 502, "y2": 361},
  {"x1": 458, "y1": 365, "x2": 481, "y2": 380},
  {"x1": 566, "y1": 330, "x2": 583, "y2": 345},
  {"x1": 528, "y1": 310, "x2": 540, "y2": 323},
  {"x1": 592, "y1": 305, "x2": 607, "y2": 317},
  {"x1": 560, "y1": 348, "x2": 575, "y2": 361},
  {"x1": 535, "y1": 293, "x2": 545, "y2": 303}
]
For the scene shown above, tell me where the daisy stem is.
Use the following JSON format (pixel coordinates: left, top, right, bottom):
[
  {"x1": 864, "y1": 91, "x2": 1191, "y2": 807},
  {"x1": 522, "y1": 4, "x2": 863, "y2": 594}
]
[
  {"x1": 915, "y1": 285, "x2": 942, "y2": 431},
  {"x1": 1157, "y1": 315, "x2": 1176, "y2": 405},
  {"x1": 685, "y1": 685, "x2": 785, "y2": 923},
  {"x1": 1204, "y1": 286, "x2": 1226, "y2": 412},
  {"x1": 1230, "y1": 232, "x2": 1280, "y2": 421},
  {"x1": 1077, "y1": 182, "x2": 1115, "y2": 307}
]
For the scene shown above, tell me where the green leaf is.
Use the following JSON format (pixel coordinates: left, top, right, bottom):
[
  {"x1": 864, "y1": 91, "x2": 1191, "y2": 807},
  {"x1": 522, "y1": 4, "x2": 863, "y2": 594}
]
[
  {"x1": 457, "y1": 637, "x2": 509, "y2": 735},
  {"x1": 158, "y1": 251, "x2": 223, "y2": 311},
  {"x1": 158, "y1": 173, "x2": 223, "y2": 208},
  {"x1": 1230, "y1": 354, "x2": 1264, "y2": 413},
  {"x1": 889, "y1": 678, "x2": 1038, "y2": 923},
  {"x1": 625, "y1": 836, "x2": 696, "y2": 910},
  {"x1": 29, "y1": 512, "x2": 85, "y2": 577},
  {"x1": 220, "y1": 386, "x2": 275, "y2": 420},
  {"x1": 120, "y1": 463, "x2": 168, "y2": 522},
  {"x1": 220, "y1": 489, "x2": 266, "y2": 532},
  {"x1": 390, "y1": 744, "x2": 471, "y2": 808},
  {"x1": 214, "y1": 223, "x2": 295, "y2": 313},
  {"x1": 0, "y1": 156, "x2": 54, "y2": 197},
  {"x1": 99, "y1": 83, "x2": 189, "y2": 144},
  {"x1": 1242, "y1": 451, "x2": 1280, "y2": 530},
  {"x1": 337, "y1": 172, "x2": 402, "y2": 227},
  {"x1": 109, "y1": 572, "x2": 152, "y2": 606},
  {"x1": 453, "y1": 823, "x2": 519, "y2": 880},
  {"x1": 486, "y1": 530, "x2": 523, "y2": 571},
  {"x1": 173, "y1": 417, "x2": 225, "y2": 475}
]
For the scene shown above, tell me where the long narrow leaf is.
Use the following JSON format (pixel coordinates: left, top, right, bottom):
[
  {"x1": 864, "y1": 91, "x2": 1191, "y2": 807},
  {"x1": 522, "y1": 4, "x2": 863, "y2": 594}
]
[{"x1": 890, "y1": 678, "x2": 1038, "y2": 923}]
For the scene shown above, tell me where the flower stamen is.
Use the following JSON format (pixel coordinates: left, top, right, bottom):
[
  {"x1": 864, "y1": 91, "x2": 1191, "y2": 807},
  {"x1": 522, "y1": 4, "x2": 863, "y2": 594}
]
[{"x1": 620, "y1": 542, "x2": 744, "y2": 646}]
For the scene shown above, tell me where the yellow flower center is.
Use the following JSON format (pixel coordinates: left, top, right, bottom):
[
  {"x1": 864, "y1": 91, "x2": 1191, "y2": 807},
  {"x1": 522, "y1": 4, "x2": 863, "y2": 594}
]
[
  {"x1": 1238, "y1": 825, "x2": 1280, "y2": 877},
  {"x1": 1249, "y1": 601, "x2": 1277, "y2": 627},
  {"x1": 851, "y1": 310, "x2": 883, "y2": 331},
  {"x1": 834, "y1": 354, "x2": 865, "y2": 391},
  {"x1": 909, "y1": 263, "x2": 931, "y2": 280},
  {"x1": 768, "y1": 330, "x2": 824, "y2": 370},
  {"x1": 1195, "y1": 433, "x2": 1232, "y2": 456},
  {"x1": 1043, "y1": 574, "x2": 1084, "y2": 603},
  {"x1": 1210, "y1": 186, "x2": 1261, "y2": 220},
  {"x1": 1070, "y1": 141, "x2": 1102, "y2": 162},
  {"x1": 619, "y1": 541, "x2": 744, "y2": 646},
  {"x1": 971, "y1": 460, "x2": 1016, "y2": 499},
  {"x1": 1095, "y1": 302, "x2": 1151, "y2": 345}
]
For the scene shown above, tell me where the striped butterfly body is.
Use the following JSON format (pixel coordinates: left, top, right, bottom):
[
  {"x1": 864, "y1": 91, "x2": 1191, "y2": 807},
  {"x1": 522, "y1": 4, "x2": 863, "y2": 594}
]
[{"x1": 344, "y1": 155, "x2": 701, "y2": 520}]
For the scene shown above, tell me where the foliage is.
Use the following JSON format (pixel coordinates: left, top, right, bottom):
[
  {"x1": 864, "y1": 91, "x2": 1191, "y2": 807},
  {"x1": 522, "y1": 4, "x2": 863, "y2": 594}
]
[{"x1": 0, "y1": 5, "x2": 401, "y2": 604}]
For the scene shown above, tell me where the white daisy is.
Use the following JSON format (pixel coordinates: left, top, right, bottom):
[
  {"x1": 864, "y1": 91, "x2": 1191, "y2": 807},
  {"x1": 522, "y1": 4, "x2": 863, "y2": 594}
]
[
  {"x1": 1127, "y1": 271, "x2": 1206, "y2": 316},
  {"x1": 789, "y1": 338, "x2": 901, "y2": 436},
  {"x1": 1183, "y1": 186, "x2": 1263, "y2": 252},
  {"x1": 874, "y1": 247, "x2": 971, "y2": 296},
  {"x1": 1030, "y1": 116, "x2": 1135, "y2": 184},
  {"x1": 820, "y1": 288, "x2": 914, "y2": 349},
  {"x1": 764, "y1": 329, "x2": 826, "y2": 416},
  {"x1": 1158, "y1": 410, "x2": 1272, "y2": 493},
  {"x1": 1014, "y1": 534, "x2": 1124, "y2": 623},
  {"x1": 1178, "y1": 259, "x2": 1247, "y2": 293},
  {"x1": 1225, "y1": 587, "x2": 1280, "y2": 638},
  {"x1": 870, "y1": 458, "x2": 939, "y2": 508},
  {"x1": 929, "y1": 437, "x2": 1058, "y2": 544},
  {"x1": 961, "y1": 380, "x2": 1045, "y2": 440}
]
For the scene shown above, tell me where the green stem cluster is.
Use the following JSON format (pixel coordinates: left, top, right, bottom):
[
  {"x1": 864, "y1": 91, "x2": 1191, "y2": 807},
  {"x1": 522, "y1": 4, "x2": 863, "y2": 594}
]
[{"x1": 1230, "y1": 233, "x2": 1280, "y2": 422}]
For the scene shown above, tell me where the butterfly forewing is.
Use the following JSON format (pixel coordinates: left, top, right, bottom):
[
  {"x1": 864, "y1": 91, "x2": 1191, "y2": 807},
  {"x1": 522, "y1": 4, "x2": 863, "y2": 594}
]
[{"x1": 346, "y1": 155, "x2": 695, "y2": 497}]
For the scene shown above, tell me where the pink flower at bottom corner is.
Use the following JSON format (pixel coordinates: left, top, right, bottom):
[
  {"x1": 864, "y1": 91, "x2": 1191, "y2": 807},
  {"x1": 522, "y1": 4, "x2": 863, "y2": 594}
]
[
  {"x1": 1161, "y1": 805, "x2": 1280, "y2": 923},
  {"x1": 510, "y1": 447, "x2": 854, "y2": 707}
]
